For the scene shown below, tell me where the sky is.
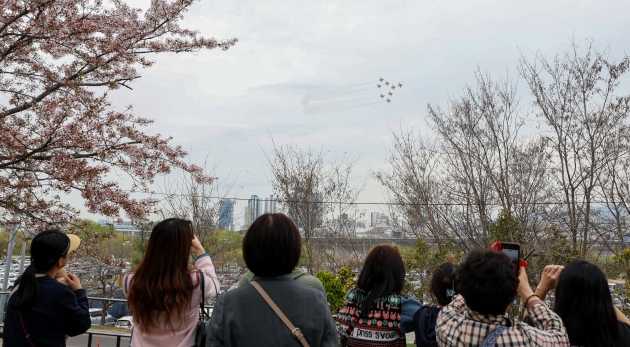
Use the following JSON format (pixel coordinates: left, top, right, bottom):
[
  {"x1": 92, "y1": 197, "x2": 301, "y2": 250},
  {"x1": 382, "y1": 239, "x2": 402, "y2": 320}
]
[{"x1": 73, "y1": 0, "x2": 630, "y2": 226}]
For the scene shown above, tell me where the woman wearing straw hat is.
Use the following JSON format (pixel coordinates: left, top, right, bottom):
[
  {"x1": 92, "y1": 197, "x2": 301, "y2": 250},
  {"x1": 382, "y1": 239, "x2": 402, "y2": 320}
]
[{"x1": 3, "y1": 229, "x2": 91, "y2": 346}]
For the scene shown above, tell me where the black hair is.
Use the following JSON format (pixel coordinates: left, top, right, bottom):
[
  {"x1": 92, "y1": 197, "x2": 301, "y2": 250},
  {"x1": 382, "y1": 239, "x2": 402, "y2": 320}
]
[
  {"x1": 242, "y1": 213, "x2": 302, "y2": 277},
  {"x1": 431, "y1": 262, "x2": 459, "y2": 306},
  {"x1": 356, "y1": 245, "x2": 405, "y2": 318},
  {"x1": 554, "y1": 260, "x2": 620, "y2": 347},
  {"x1": 457, "y1": 248, "x2": 518, "y2": 315},
  {"x1": 14, "y1": 230, "x2": 70, "y2": 310}
]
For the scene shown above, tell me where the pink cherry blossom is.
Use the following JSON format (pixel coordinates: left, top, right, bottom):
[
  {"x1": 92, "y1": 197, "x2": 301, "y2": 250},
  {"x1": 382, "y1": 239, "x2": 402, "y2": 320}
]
[{"x1": 0, "y1": 0, "x2": 237, "y2": 229}]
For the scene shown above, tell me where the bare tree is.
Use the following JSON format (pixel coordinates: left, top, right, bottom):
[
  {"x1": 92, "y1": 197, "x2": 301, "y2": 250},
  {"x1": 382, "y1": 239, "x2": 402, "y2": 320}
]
[
  {"x1": 371, "y1": 127, "x2": 452, "y2": 245},
  {"x1": 519, "y1": 38, "x2": 630, "y2": 257},
  {"x1": 375, "y1": 69, "x2": 552, "y2": 256},
  {"x1": 157, "y1": 154, "x2": 237, "y2": 245},
  {"x1": 265, "y1": 139, "x2": 364, "y2": 274}
]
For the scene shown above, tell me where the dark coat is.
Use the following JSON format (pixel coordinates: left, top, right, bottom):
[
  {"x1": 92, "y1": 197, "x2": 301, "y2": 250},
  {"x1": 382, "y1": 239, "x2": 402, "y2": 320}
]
[
  {"x1": 3, "y1": 275, "x2": 91, "y2": 347},
  {"x1": 206, "y1": 274, "x2": 338, "y2": 347}
]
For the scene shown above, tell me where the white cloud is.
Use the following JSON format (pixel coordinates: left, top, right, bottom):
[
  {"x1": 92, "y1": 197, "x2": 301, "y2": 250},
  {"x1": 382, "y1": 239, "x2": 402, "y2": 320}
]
[{"x1": 68, "y1": 0, "x2": 630, "y2": 223}]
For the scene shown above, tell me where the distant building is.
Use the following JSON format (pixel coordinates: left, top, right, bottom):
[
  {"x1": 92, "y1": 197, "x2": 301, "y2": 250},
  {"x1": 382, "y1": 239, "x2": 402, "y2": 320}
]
[
  {"x1": 97, "y1": 220, "x2": 138, "y2": 235},
  {"x1": 247, "y1": 195, "x2": 261, "y2": 223},
  {"x1": 289, "y1": 193, "x2": 324, "y2": 231},
  {"x1": 218, "y1": 199, "x2": 234, "y2": 230},
  {"x1": 263, "y1": 195, "x2": 277, "y2": 214},
  {"x1": 370, "y1": 212, "x2": 389, "y2": 227},
  {"x1": 243, "y1": 205, "x2": 253, "y2": 229}
]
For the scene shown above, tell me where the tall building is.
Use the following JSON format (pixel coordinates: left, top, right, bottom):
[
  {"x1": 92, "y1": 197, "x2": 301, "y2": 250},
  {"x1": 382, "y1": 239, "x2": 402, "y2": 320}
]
[
  {"x1": 247, "y1": 195, "x2": 261, "y2": 224},
  {"x1": 263, "y1": 195, "x2": 277, "y2": 214},
  {"x1": 243, "y1": 205, "x2": 253, "y2": 229},
  {"x1": 218, "y1": 199, "x2": 234, "y2": 230}
]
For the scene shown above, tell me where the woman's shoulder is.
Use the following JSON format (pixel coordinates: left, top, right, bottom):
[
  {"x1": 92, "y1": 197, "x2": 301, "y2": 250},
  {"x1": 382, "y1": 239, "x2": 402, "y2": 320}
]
[{"x1": 618, "y1": 321, "x2": 630, "y2": 343}]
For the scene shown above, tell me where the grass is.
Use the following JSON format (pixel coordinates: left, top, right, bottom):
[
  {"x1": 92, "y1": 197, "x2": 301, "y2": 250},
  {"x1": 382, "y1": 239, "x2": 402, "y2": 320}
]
[{"x1": 87, "y1": 325, "x2": 131, "y2": 333}]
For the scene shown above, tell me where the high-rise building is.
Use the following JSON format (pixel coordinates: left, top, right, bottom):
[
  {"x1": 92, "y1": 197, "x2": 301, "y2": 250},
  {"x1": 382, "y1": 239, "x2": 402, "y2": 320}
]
[
  {"x1": 243, "y1": 205, "x2": 253, "y2": 229},
  {"x1": 370, "y1": 212, "x2": 380, "y2": 227},
  {"x1": 218, "y1": 199, "x2": 234, "y2": 230},
  {"x1": 247, "y1": 195, "x2": 261, "y2": 224},
  {"x1": 263, "y1": 195, "x2": 277, "y2": 214}
]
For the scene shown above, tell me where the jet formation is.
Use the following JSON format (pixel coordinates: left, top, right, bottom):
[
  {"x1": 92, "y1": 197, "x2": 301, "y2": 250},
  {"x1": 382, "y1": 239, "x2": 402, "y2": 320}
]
[{"x1": 378, "y1": 77, "x2": 402, "y2": 103}]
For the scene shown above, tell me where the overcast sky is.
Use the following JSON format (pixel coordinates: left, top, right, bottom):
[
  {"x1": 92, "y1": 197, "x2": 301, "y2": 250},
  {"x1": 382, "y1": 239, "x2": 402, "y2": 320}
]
[{"x1": 73, "y1": 0, "x2": 630, "y2": 225}]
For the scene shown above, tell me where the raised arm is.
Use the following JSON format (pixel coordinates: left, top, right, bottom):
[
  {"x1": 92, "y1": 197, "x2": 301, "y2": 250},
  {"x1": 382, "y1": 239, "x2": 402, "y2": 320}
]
[{"x1": 192, "y1": 235, "x2": 220, "y2": 298}]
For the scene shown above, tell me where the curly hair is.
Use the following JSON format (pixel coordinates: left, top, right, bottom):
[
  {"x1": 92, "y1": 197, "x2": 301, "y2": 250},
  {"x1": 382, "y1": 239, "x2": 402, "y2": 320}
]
[{"x1": 457, "y1": 248, "x2": 518, "y2": 315}]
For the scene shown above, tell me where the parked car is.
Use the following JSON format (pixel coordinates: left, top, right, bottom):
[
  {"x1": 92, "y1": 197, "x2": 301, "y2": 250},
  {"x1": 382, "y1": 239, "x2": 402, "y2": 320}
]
[
  {"x1": 89, "y1": 308, "x2": 117, "y2": 326},
  {"x1": 115, "y1": 316, "x2": 134, "y2": 329}
]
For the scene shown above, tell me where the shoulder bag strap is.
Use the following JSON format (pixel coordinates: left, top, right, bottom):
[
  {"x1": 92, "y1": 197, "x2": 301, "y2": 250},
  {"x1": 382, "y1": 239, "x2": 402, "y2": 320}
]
[
  {"x1": 479, "y1": 325, "x2": 507, "y2": 347},
  {"x1": 250, "y1": 281, "x2": 310, "y2": 347},
  {"x1": 19, "y1": 312, "x2": 36, "y2": 347},
  {"x1": 11, "y1": 273, "x2": 55, "y2": 347},
  {"x1": 198, "y1": 269, "x2": 210, "y2": 319}
]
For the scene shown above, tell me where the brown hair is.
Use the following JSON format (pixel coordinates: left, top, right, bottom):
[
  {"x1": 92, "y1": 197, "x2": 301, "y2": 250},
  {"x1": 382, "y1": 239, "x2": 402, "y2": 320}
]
[
  {"x1": 126, "y1": 218, "x2": 196, "y2": 333},
  {"x1": 242, "y1": 213, "x2": 301, "y2": 277},
  {"x1": 356, "y1": 245, "x2": 405, "y2": 317}
]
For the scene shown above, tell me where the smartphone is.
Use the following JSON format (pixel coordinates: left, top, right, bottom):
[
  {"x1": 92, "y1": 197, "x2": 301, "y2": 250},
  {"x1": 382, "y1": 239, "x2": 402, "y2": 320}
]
[{"x1": 500, "y1": 242, "x2": 521, "y2": 276}]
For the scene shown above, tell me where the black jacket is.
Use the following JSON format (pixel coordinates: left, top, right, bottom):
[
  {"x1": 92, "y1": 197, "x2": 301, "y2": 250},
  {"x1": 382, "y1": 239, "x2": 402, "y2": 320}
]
[
  {"x1": 413, "y1": 305, "x2": 441, "y2": 347},
  {"x1": 3, "y1": 275, "x2": 91, "y2": 346}
]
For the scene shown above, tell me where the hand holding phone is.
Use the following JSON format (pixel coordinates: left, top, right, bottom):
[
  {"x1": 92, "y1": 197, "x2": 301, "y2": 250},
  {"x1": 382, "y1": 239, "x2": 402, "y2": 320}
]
[{"x1": 490, "y1": 241, "x2": 524, "y2": 276}]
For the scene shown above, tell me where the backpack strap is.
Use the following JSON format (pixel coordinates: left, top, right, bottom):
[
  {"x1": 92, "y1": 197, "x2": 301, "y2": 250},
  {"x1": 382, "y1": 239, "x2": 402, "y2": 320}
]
[{"x1": 480, "y1": 326, "x2": 507, "y2": 347}]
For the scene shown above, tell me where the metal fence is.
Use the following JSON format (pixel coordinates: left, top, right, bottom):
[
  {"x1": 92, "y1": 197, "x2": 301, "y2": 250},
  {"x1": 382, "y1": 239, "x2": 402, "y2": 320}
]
[{"x1": 0, "y1": 293, "x2": 214, "y2": 347}]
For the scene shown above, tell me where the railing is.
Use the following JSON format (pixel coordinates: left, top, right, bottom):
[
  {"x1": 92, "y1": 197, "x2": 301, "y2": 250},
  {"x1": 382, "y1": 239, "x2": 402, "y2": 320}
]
[
  {"x1": 0, "y1": 293, "x2": 214, "y2": 346},
  {"x1": 84, "y1": 329, "x2": 131, "y2": 347}
]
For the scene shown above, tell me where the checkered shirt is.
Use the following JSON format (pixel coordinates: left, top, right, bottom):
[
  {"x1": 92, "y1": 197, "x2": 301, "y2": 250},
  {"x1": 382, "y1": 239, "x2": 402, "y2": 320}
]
[{"x1": 436, "y1": 295, "x2": 570, "y2": 347}]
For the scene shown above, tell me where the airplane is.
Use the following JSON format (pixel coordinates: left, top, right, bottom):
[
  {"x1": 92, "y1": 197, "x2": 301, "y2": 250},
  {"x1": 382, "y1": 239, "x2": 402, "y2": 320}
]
[
  {"x1": 385, "y1": 81, "x2": 389, "y2": 86},
  {"x1": 386, "y1": 99, "x2": 391, "y2": 103},
  {"x1": 380, "y1": 94, "x2": 384, "y2": 98},
  {"x1": 391, "y1": 86, "x2": 396, "y2": 90},
  {"x1": 379, "y1": 77, "x2": 384, "y2": 82},
  {"x1": 377, "y1": 84, "x2": 381, "y2": 88},
  {"x1": 398, "y1": 83, "x2": 403, "y2": 88},
  {"x1": 388, "y1": 91, "x2": 393, "y2": 96}
]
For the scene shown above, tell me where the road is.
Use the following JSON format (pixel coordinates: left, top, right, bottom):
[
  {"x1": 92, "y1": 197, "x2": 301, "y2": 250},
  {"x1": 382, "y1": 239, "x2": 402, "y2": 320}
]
[{"x1": 1, "y1": 334, "x2": 131, "y2": 347}]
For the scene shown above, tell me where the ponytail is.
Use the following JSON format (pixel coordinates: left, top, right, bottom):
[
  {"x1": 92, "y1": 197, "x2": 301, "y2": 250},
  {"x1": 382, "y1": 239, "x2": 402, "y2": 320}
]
[
  {"x1": 14, "y1": 264, "x2": 39, "y2": 310},
  {"x1": 13, "y1": 230, "x2": 70, "y2": 311}
]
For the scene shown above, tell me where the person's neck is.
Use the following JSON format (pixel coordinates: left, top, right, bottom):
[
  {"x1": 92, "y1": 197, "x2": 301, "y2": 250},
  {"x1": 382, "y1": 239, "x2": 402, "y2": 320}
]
[{"x1": 40, "y1": 266, "x2": 60, "y2": 278}]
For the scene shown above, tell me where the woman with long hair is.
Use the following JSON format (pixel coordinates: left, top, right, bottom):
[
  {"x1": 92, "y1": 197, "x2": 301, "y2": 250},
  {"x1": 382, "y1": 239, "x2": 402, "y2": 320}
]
[
  {"x1": 124, "y1": 218, "x2": 219, "y2": 347},
  {"x1": 413, "y1": 262, "x2": 459, "y2": 347},
  {"x1": 529, "y1": 261, "x2": 630, "y2": 347},
  {"x1": 337, "y1": 245, "x2": 407, "y2": 347},
  {"x1": 3, "y1": 230, "x2": 90, "y2": 346}
]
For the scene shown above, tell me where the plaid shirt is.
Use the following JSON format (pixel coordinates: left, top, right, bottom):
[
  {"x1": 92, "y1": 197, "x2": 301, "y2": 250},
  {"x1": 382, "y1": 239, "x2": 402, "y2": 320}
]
[{"x1": 436, "y1": 295, "x2": 569, "y2": 347}]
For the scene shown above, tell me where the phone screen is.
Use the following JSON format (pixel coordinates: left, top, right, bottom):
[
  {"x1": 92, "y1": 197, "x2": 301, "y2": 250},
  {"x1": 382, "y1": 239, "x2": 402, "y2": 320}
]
[{"x1": 500, "y1": 243, "x2": 520, "y2": 276}]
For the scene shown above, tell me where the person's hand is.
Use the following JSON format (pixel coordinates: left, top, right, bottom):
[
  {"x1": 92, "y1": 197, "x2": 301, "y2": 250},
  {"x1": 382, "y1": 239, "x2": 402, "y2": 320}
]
[
  {"x1": 516, "y1": 266, "x2": 534, "y2": 302},
  {"x1": 191, "y1": 235, "x2": 205, "y2": 257},
  {"x1": 535, "y1": 265, "x2": 563, "y2": 301},
  {"x1": 65, "y1": 273, "x2": 83, "y2": 292}
]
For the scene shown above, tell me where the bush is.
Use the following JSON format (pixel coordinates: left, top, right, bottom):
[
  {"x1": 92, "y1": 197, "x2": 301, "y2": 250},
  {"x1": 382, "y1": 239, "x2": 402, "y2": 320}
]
[{"x1": 316, "y1": 270, "x2": 345, "y2": 313}]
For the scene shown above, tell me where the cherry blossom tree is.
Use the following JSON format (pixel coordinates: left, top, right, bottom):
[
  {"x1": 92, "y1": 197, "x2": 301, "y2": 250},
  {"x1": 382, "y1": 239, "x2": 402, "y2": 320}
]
[{"x1": 0, "y1": 0, "x2": 237, "y2": 228}]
